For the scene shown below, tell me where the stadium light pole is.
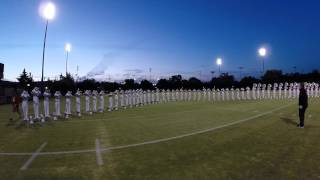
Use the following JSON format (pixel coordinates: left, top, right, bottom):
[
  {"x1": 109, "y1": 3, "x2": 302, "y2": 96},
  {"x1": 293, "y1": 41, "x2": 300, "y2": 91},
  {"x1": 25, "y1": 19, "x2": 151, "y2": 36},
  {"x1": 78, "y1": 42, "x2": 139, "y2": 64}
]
[
  {"x1": 40, "y1": 2, "x2": 56, "y2": 90},
  {"x1": 65, "y1": 43, "x2": 71, "y2": 76},
  {"x1": 216, "y1": 58, "x2": 222, "y2": 75},
  {"x1": 258, "y1": 47, "x2": 267, "y2": 74}
]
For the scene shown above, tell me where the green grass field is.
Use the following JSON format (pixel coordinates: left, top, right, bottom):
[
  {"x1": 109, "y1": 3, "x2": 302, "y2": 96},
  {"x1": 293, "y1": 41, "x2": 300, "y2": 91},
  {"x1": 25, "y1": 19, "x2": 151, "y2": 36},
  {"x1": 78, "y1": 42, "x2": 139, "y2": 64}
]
[{"x1": 0, "y1": 98, "x2": 320, "y2": 180}]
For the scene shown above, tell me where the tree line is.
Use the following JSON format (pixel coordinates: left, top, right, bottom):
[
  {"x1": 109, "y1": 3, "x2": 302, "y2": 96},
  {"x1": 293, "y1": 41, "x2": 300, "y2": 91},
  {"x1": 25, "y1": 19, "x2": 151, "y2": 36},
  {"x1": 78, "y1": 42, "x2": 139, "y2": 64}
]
[{"x1": 14, "y1": 68, "x2": 320, "y2": 94}]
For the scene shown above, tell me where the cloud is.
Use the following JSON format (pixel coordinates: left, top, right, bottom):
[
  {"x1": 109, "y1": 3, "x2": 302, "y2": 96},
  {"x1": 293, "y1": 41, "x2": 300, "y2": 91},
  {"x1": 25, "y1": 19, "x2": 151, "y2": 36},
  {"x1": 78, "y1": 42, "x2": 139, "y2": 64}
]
[
  {"x1": 124, "y1": 69, "x2": 144, "y2": 74},
  {"x1": 86, "y1": 40, "x2": 145, "y2": 76}
]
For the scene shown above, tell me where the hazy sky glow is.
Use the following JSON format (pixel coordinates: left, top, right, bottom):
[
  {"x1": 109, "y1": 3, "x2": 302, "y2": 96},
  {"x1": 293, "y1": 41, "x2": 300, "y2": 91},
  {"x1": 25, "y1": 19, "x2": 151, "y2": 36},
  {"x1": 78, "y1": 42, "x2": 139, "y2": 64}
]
[{"x1": 1, "y1": 0, "x2": 320, "y2": 81}]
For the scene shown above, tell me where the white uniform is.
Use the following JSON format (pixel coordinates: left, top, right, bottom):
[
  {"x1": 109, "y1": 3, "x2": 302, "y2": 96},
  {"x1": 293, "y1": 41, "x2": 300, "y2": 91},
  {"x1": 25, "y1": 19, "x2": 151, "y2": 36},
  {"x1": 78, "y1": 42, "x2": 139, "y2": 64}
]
[
  {"x1": 92, "y1": 90, "x2": 98, "y2": 112},
  {"x1": 129, "y1": 90, "x2": 133, "y2": 107},
  {"x1": 221, "y1": 89, "x2": 225, "y2": 101},
  {"x1": 114, "y1": 90, "x2": 119, "y2": 110},
  {"x1": 246, "y1": 87, "x2": 251, "y2": 100},
  {"x1": 197, "y1": 90, "x2": 201, "y2": 101},
  {"x1": 216, "y1": 89, "x2": 220, "y2": 101},
  {"x1": 65, "y1": 91, "x2": 72, "y2": 118},
  {"x1": 267, "y1": 84, "x2": 271, "y2": 99},
  {"x1": 43, "y1": 90, "x2": 51, "y2": 118},
  {"x1": 54, "y1": 91, "x2": 62, "y2": 117},
  {"x1": 75, "y1": 90, "x2": 82, "y2": 117},
  {"x1": 241, "y1": 88, "x2": 245, "y2": 100},
  {"x1": 31, "y1": 87, "x2": 41, "y2": 120},
  {"x1": 273, "y1": 83, "x2": 278, "y2": 99},
  {"x1": 212, "y1": 89, "x2": 216, "y2": 102},
  {"x1": 225, "y1": 88, "x2": 230, "y2": 101},
  {"x1": 230, "y1": 88, "x2": 235, "y2": 101},
  {"x1": 120, "y1": 90, "x2": 125, "y2": 108},
  {"x1": 84, "y1": 90, "x2": 91, "y2": 113},
  {"x1": 99, "y1": 91, "x2": 105, "y2": 112},
  {"x1": 161, "y1": 90, "x2": 166, "y2": 103},
  {"x1": 108, "y1": 92, "x2": 113, "y2": 111},
  {"x1": 21, "y1": 90, "x2": 30, "y2": 121},
  {"x1": 139, "y1": 90, "x2": 144, "y2": 105}
]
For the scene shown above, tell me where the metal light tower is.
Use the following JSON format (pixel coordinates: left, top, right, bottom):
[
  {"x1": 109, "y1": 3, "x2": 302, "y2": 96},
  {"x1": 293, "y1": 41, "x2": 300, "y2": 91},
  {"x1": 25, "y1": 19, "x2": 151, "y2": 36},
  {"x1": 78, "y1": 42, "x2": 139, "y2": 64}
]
[
  {"x1": 238, "y1": 66, "x2": 244, "y2": 80},
  {"x1": 65, "y1": 43, "x2": 71, "y2": 76},
  {"x1": 210, "y1": 71, "x2": 215, "y2": 79},
  {"x1": 258, "y1": 47, "x2": 267, "y2": 74},
  {"x1": 40, "y1": 2, "x2": 56, "y2": 90},
  {"x1": 216, "y1": 58, "x2": 222, "y2": 74}
]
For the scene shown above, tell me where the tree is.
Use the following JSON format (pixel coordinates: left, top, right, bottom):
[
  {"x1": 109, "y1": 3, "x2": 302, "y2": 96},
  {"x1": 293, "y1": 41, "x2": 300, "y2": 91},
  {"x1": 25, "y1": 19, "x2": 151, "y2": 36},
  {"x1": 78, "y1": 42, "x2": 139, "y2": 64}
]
[
  {"x1": 140, "y1": 80, "x2": 154, "y2": 90},
  {"x1": 169, "y1": 75, "x2": 183, "y2": 89},
  {"x1": 77, "y1": 78, "x2": 97, "y2": 91},
  {"x1": 156, "y1": 79, "x2": 170, "y2": 90},
  {"x1": 122, "y1": 79, "x2": 139, "y2": 90},
  {"x1": 239, "y1": 76, "x2": 259, "y2": 87},
  {"x1": 50, "y1": 73, "x2": 76, "y2": 94},
  {"x1": 188, "y1": 77, "x2": 203, "y2": 89},
  {"x1": 211, "y1": 73, "x2": 236, "y2": 88},
  {"x1": 261, "y1": 70, "x2": 283, "y2": 84},
  {"x1": 17, "y1": 68, "x2": 33, "y2": 88}
]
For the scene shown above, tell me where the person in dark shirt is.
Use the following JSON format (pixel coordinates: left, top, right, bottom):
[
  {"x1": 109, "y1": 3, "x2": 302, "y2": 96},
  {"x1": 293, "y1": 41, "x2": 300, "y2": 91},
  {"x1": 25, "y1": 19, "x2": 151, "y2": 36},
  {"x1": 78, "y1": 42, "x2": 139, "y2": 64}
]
[
  {"x1": 298, "y1": 83, "x2": 308, "y2": 128},
  {"x1": 12, "y1": 93, "x2": 22, "y2": 116}
]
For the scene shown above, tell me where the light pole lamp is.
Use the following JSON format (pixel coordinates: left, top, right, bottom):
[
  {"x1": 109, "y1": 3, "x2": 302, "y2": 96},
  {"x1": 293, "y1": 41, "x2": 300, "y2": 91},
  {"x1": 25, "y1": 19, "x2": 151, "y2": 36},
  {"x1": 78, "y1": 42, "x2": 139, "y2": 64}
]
[
  {"x1": 216, "y1": 58, "x2": 222, "y2": 74},
  {"x1": 258, "y1": 47, "x2": 267, "y2": 74},
  {"x1": 40, "y1": 2, "x2": 55, "y2": 90},
  {"x1": 65, "y1": 43, "x2": 71, "y2": 76}
]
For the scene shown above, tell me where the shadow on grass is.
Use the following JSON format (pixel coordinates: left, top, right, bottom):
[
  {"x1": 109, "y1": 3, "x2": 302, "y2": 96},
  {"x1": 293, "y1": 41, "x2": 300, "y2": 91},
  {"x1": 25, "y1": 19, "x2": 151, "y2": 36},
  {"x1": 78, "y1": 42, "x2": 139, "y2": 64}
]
[
  {"x1": 280, "y1": 117, "x2": 297, "y2": 126},
  {"x1": 281, "y1": 117, "x2": 319, "y2": 129},
  {"x1": 6, "y1": 119, "x2": 18, "y2": 127}
]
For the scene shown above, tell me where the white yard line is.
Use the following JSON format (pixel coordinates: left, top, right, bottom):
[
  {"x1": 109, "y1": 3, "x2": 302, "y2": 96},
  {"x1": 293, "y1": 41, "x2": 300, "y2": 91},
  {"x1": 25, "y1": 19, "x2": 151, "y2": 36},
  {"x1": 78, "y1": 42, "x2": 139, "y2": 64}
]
[
  {"x1": 0, "y1": 103, "x2": 293, "y2": 157},
  {"x1": 20, "y1": 142, "x2": 47, "y2": 170},
  {"x1": 95, "y1": 139, "x2": 104, "y2": 166},
  {"x1": 101, "y1": 103, "x2": 292, "y2": 152}
]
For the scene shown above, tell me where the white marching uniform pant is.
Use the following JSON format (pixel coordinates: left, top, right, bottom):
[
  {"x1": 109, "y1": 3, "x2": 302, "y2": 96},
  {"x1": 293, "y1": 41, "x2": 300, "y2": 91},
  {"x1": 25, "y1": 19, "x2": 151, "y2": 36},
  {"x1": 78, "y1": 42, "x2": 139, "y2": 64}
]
[
  {"x1": 33, "y1": 98, "x2": 40, "y2": 119},
  {"x1": 93, "y1": 96, "x2": 97, "y2": 112},
  {"x1": 55, "y1": 100, "x2": 61, "y2": 116},
  {"x1": 85, "y1": 96, "x2": 90, "y2": 112},
  {"x1": 44, "y1": 99, "x2": 50, "y2": 117},
  {"x1": 108, "y1": 96, "x2": 113, "y2": 111},
  {"x1": 65, "y1": 98, "x2": 71, "y2": 115},
  {"x1": 99, "y1": 96, "x2": 104, "y2": 112},
  {"x1": 22, "y1": 101, "x2": 29, "y2": 121},
  {"x1": 115, "y1": 95, "x2": 119, "y2": 110},
  {"x1": 76, "y1": 97, "x2": 81, "y2": 114}
]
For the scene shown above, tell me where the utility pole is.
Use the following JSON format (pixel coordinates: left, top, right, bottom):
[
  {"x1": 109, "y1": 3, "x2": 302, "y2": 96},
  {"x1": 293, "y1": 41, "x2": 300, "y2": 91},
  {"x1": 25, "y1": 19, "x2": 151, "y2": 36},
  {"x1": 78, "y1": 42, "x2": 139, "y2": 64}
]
[
  {"x1": 149, "y1": 68, "x2": 152, "y2": 81},
  {"x1": 238, "y1": 66, "x2": 243, "y2": 80},
  {"x1": 210, "y1": 71, "x2": 215, "y2": 79}
]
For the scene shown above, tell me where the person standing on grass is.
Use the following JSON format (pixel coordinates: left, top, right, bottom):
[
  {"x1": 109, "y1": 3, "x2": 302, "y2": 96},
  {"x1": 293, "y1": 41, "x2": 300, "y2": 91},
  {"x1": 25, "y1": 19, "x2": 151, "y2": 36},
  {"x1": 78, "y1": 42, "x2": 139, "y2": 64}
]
[
  {"x1": 54, "y1": 91, "x2": 62, "y2": 118},
  {"x1": 65, "y1": 91, "x2": 72, "y2": 118},
  {"x1": 31, "y1": 87, "x2": 41, "y2": 120},
  {"x1": 75, "y1": 89, "x2": 82, "y2": 117},
  {"x1": 298, "y1": 83, "x2": 308, "y2": 128},
  {"x1": 21, "y1": 90, "x2": 30, "y2": 121},
  {"x1": 9, "y1": 91, "x2": 22, "y2": 122},
  {"x1": 43, "y1": 88, "x2": 51, "y2": 119},
  {"x1": 11, "y1": 91, "x2": 22, "y2": 118},
  {"x1": 99, "y1": 90, "x2": 105, "y2": 112}
]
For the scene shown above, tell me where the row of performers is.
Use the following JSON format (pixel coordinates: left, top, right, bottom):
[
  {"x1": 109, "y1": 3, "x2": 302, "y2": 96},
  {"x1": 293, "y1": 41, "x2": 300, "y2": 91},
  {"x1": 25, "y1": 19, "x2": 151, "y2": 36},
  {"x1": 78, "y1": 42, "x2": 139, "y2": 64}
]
[{"x1": 19, "y1": 83, "x2": 318, "y2": 123}]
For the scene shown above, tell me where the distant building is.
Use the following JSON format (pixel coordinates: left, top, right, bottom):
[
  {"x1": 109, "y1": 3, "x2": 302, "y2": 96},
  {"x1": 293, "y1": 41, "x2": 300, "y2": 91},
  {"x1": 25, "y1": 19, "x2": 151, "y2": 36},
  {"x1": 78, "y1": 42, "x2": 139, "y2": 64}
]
[
  {"x1": 0, "y1": 80, "x2": 20, "y2": 104},
  {"x1": 0, "y1": 63, "x2": 3, "y2": 80}
]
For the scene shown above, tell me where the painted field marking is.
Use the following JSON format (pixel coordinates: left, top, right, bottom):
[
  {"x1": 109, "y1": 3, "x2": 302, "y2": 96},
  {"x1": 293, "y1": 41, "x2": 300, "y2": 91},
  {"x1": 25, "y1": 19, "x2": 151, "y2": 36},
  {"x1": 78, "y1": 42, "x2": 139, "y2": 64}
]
[
  {"x1": 20, "y1": 142, "x2": 47, "y2": 170},
  {"x1": 95, "y1": 139, "x2": 104, "y2": 166},
  {"x1": 101, "y1": 103, "x2": 293, "y2": 152},
  {"x1": 0, "y1": 103, "x2": 293, "y2": 157}
]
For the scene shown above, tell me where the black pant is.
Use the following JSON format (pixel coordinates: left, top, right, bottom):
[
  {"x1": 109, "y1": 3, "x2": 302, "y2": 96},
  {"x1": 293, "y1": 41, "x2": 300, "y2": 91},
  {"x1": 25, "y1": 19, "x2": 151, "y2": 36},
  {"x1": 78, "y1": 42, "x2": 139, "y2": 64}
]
[{"x1": 299, "y1": 107, "x2": 306, "y2": 126}]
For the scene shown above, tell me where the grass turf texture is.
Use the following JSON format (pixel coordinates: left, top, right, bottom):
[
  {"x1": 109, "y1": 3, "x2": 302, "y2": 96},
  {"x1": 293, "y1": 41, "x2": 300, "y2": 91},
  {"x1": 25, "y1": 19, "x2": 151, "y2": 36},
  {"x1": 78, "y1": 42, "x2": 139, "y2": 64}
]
[{"x1": 0, "y1": 99, "x2": 320, "y2": 179}]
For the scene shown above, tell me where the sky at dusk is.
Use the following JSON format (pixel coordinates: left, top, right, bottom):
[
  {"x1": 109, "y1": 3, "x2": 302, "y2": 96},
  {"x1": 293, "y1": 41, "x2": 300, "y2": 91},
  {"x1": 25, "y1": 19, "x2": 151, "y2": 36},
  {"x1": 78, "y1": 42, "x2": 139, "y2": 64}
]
[{"x1": 1, "y1": 0, "x2": 320, "y2": 81}]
